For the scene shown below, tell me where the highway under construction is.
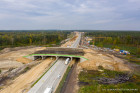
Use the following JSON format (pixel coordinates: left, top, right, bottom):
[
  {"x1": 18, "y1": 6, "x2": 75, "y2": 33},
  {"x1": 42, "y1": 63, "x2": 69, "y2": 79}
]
[
  {"x1": 28, "y1": 32, "x2": 82, "y2": 93},
  {"x1": 0, "y1": 31, "x2": 134, "y2": 93}
]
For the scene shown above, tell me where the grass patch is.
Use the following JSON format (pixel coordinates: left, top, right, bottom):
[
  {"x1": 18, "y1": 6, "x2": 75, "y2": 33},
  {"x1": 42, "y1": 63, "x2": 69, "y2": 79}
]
[
  {"x1": 125, "y1": 55, "x2": 140, "y2": 65},
  {"x1": 55, "y1": 66, "x2": 71, "y2": 93},
  {"x1": 78, "y1": 69, "x2": 140, "y2": 93}
]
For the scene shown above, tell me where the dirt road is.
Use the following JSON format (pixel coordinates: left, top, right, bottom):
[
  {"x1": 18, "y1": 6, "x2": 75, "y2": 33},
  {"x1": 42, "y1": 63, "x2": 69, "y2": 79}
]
[{"x1": 63, "y1": 63, "x2": 79, "y2": 93}]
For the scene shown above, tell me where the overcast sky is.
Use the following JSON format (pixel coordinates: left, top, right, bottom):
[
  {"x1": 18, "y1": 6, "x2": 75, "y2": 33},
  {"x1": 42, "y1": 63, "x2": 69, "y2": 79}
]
[{"x1": 0, "y1": 0, "x2": 140, "y2": 30}]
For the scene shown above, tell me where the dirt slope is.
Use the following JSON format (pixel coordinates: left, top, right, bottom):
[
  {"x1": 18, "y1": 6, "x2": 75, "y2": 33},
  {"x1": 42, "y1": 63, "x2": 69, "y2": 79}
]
[
  {"x1": 16, "y1": 57, "x2": 32, "y2": 64},
  {"x1": 78, "y1": 49, "x2": 130, "y2": 71},
  {"x1": 0, "y1": 58, "x2": 54, "y2": 93},
  {"x1": 0, "y1": 47, "x2": 46, "y2": 71}
]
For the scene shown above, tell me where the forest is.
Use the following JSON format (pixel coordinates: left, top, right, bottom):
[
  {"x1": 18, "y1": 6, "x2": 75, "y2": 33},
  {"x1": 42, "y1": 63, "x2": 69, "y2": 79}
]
[
  {"x1": 0, "y1": 30, "x2": 70, "y2": 50},
  {"x1": 85, "y1": 31, "x2": 140, "y2": 57}
]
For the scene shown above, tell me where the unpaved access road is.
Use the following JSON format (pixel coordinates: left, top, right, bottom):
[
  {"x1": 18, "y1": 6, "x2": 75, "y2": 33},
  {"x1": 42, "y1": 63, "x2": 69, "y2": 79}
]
[{"x1": 63, "y1": 63, "x2": 79, "y2": 93}]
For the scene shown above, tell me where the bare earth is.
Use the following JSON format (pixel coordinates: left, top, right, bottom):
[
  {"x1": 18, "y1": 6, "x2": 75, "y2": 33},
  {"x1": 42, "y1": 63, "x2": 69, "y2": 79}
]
[
  {"x1": 16, "y1": 57, "x2": 32, "y2": 64},
  {"x1": 0, "y1": 47, "x2": 46, "y2": 71},
  {"x1": 78, "y1": 49, "x2": 130, "y2": 71},
  {"x1": 0, "y1": 58, "x2": 54, "y2": 93}
]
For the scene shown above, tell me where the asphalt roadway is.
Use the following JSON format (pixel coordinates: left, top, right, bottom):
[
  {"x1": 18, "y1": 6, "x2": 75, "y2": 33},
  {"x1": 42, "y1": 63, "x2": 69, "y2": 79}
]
[
  {"x1": 71, "y1": 33, "x2": 81, "y2": 48},
  {"x1": 28, "y1": 32, "x2": 81, "y2": 93}
]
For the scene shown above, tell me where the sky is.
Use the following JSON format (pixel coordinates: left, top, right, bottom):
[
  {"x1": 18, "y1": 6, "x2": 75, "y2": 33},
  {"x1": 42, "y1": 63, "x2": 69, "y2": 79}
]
[{"x1": 0, "y1": 0, "x2": 140, "y2": 30}]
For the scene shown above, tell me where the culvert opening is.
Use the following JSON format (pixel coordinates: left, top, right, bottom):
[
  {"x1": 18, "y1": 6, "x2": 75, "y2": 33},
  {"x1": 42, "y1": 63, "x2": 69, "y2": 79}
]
[
  {"x1": 42, "y1": 56, "x2": 56, "y2": 60},
  {"x1": 73, "y1": 57, "x2": 80, "y2": 63},
  {"x1": 59, "y1": 56, "x2": 71, "y2": 59}
]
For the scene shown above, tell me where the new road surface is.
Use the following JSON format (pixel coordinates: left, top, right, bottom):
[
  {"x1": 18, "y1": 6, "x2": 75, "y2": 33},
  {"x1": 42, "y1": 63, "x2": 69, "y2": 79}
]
[{"x1": 28, "y1": 32, "x2": 81, "y2": 93}]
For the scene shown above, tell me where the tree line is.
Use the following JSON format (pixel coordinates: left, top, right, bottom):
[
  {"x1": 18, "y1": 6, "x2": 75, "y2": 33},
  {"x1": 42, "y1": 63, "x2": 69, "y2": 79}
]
[
  {"x1": 85, "y1": 31, "x2": 140, "y2": 56},
  {"x1": 0, "y1": 31, "x2": 70, "y2": 50}
]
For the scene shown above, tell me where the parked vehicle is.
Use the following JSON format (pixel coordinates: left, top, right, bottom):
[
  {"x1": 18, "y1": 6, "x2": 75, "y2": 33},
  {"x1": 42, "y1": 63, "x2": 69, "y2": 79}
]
[
  {"x1": 120, "y1": 50, "x2": 130, "y2": 55},
  {"x1": 114, "y1": 49, "x2": 120, "y2": 52}
]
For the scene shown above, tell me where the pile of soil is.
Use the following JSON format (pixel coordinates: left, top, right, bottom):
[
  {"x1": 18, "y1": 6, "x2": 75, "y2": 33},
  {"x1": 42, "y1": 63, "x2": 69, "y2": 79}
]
[
  {"x1": 78, "y1": 49, "x2": 130, "y2": 71},
  {"x1": 16, "y1": 57, "x2": 32, "y2": 64}
]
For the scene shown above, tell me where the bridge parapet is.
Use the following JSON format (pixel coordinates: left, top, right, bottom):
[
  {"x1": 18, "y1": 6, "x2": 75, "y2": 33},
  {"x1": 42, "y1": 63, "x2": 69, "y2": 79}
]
[{"x1": 34, "y1": 47, "x2": 84, "y2": 56}]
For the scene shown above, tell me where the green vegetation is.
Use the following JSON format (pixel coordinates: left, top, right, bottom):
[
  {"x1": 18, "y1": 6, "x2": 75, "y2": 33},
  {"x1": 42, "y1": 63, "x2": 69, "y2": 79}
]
[
  {"x1": 78, "y1": 69, "x2": 140, "y2": 93},
  {"x1": 0, "y1": 31, "x2": 70, "y2": 50},
  {"x1": 55, "y1": 66, "x2": 71, "y2": 93},
  {"x1": 125, "y1": 55, "x2": 140, "y2": 65},
  {"x1": 85, "y1": 31, "x2": 140, "y2": 57},
  {"x1": 0, "y1": 69, "x2": 1, "y2": 74}
]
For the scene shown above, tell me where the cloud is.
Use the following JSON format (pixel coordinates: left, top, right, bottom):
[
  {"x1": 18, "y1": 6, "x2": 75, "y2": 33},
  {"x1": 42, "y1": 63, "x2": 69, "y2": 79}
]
[{"x1": 0, "y1": 0, "x2": 140, "y2": 30}]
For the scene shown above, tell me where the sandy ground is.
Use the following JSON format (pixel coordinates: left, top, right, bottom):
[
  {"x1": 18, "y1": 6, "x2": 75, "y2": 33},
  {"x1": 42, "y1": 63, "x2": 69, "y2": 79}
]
[
  {"x1": 16, "y1": 57, "x2": 32, "y2": 64},
  {"x1": 0, "y1": 47, "x2": 46, "y2": 70},
  {"x1": 0, "y1": 47, "x2": 46, "y2": 60},
  {"x1": 78, "y1": 49, "x2": 130, "y2": 71},
  {"x1": 0, "y1": 58, "x2": 54, "y2": 93}
]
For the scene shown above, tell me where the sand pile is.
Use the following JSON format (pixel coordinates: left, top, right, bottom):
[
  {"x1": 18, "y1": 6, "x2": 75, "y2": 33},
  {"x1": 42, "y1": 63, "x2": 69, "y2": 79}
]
[
  {"x1": 78, "y1": 49, "x2": 130, "y2": 71},
  {"x1": 16, "y1": 57, "x2": 32, "y2": 64}
]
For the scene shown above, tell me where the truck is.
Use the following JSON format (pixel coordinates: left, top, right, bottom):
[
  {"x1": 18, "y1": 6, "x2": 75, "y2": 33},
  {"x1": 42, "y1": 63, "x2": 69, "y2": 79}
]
[
  {"x1": 65, "y1": 58, "x2": 70, "y2": 65},
  {"x1": 44, "y1": 87, "x2": 52, "y2": 93}
]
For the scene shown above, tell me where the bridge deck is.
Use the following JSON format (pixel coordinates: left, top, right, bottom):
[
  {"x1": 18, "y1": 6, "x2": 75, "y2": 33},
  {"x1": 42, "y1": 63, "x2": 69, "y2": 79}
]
[{"x1": 34, "y1": 47, "x2": 84, "y2": 56}]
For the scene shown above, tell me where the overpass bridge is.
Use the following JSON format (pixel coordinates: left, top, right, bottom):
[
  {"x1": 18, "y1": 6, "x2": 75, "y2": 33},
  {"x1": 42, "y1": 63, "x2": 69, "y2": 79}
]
[{"x1": 24, "y1": 47, "x2": 87, "y2": 62}]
